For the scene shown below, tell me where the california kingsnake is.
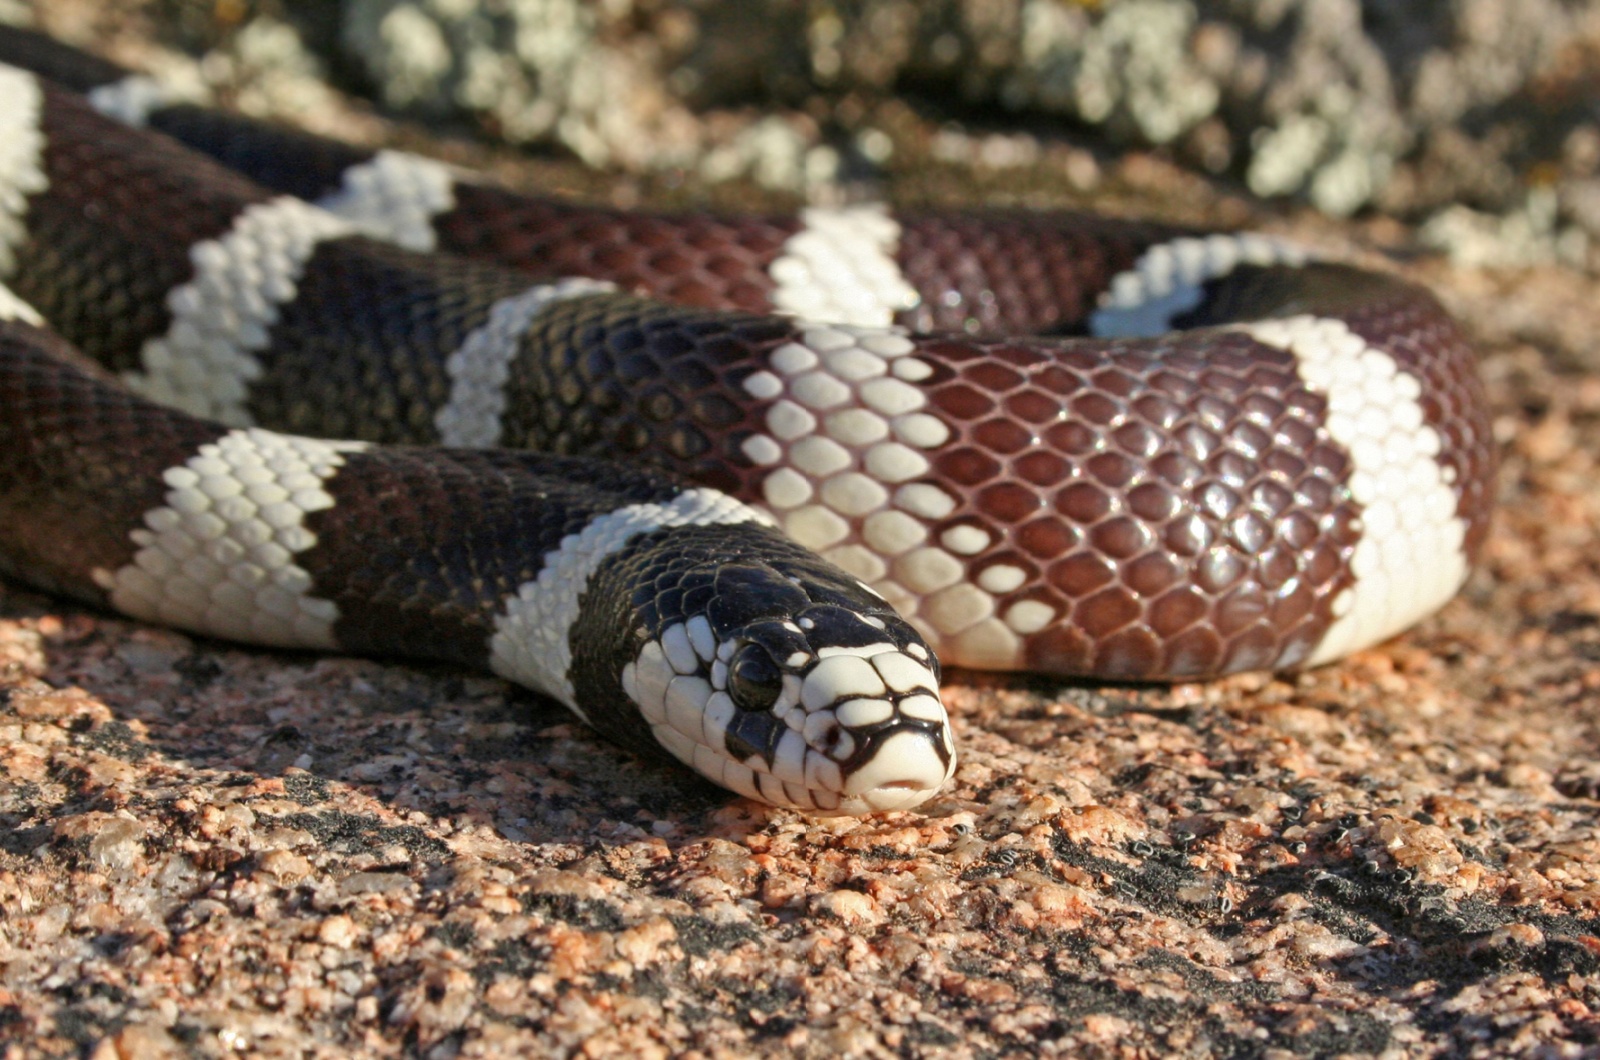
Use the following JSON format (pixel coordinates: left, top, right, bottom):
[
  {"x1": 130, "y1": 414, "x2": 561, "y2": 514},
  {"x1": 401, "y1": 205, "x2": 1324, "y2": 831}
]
[{"x1": 0, "y1": 27, "x2": 1496, "y2": 813}]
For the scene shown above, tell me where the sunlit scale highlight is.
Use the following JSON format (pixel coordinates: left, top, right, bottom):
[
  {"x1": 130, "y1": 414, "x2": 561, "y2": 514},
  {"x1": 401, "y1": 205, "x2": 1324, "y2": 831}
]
[{"x1": 740, "y1": 323, "x2": 1041, "y2": 668}]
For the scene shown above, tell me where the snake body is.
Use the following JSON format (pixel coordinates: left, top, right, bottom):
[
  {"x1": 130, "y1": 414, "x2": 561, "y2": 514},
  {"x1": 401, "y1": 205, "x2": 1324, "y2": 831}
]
[{"x1": 0, "y1": 28, "x2": 1496, "y2": 812}]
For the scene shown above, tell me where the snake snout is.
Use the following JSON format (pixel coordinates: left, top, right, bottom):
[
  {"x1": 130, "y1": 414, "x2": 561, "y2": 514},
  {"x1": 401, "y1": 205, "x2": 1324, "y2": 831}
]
[
  {"x1": 790, "y1": 641, "x2": 955, "y2": 815},
  {"x1": 835, "y1": 726, "x2": 955, "y2": 814}
]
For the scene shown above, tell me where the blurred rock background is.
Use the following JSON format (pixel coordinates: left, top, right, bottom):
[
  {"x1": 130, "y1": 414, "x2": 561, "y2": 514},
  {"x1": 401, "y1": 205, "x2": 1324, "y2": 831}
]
[{"x1": 11, "y1": 0, "x2": 1599, "y2": 271}]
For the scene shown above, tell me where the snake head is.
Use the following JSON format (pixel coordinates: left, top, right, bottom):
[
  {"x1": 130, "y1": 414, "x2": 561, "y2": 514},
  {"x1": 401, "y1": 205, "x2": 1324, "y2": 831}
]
[{"x1": 584, "y1": 522, "x2": 956, "y2": 814}]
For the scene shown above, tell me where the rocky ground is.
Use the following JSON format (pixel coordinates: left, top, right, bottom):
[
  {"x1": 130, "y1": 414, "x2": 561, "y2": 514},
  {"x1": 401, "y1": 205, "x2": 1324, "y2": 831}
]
[{"x1": 2, "y1": 2, "x2": 1600, "y2": 1057}]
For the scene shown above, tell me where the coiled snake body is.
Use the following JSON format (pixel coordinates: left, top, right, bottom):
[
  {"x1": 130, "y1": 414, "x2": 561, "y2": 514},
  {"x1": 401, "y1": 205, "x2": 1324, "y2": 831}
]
[{"x1": 0, "y1": 28, "x2": 1496, "y2": 813}]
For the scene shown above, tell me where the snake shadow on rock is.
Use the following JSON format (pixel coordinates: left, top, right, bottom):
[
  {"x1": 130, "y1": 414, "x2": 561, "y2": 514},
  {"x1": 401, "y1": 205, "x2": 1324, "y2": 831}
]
[{"x1": 4, "y1": 583, "x2": 750, "y2": 845}]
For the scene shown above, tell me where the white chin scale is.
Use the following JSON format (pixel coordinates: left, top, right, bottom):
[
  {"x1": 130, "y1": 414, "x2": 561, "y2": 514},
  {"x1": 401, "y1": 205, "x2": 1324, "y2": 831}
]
[{"x1": 620, "y1": 623, "x2": 955, "y2": 815}]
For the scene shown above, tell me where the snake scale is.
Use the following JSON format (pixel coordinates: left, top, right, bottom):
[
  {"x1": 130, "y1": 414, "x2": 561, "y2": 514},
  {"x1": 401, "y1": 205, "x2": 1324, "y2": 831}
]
[{"x1": 0, "y1": 27, "x2": 1495, "y2": 814}]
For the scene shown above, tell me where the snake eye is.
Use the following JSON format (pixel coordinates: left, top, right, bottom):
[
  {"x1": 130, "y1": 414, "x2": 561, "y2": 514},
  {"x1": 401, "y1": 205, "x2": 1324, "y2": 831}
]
[{"x1": 728, "y1": 644, "x2": 783, "y2": 713}]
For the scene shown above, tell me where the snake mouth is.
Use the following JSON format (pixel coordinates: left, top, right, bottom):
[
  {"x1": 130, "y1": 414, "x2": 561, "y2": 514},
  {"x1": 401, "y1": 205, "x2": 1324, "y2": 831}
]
[
  {"x1": 830, "y1": 727, "x2": 955, "y2": 814},
  {"x1": 840, "y1": 784, "x2": 944, "y2": 815},
  {"x1": 701, "y1": 712, "x2": 956, "y2": 816}
]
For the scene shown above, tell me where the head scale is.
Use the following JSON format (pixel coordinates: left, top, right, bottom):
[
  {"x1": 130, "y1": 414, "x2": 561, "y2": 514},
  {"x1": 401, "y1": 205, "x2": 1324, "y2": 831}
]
[{"x1": 572, "y1": 522, "x2": 955, "y2": 814}]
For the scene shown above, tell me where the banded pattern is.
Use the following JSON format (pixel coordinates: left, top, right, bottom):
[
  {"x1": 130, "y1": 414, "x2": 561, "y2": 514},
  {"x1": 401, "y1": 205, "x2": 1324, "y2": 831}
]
[
  {"x1": 0, "y1": 31, "x2": 1499, "y2": 812},
  {"x1": 91, "y1": 427, "x2": 369, "y2": 649},
  {"x1": 0, "y1": 59, "x2": 1497, "y2": 679},
  {"x1": 0, "y1": 289, "x2": 954, "y2": 814},
  {"x1": 0, "y1": 64, "x2": 45, "y2": 274},
  {"x1": 0, "y1": 27, "x2": 1183, "y2": 339}
]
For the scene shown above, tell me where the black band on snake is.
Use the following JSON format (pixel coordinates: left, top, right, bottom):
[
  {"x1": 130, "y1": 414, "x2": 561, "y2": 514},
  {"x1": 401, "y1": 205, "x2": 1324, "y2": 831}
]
[{"x1": 0, "y1": 27, "x2": 1496, "y2": 814}]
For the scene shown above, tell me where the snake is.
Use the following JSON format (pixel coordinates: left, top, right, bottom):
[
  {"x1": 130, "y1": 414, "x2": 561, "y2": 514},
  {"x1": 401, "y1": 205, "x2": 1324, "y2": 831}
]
[{"x1": 0, "y1": 27, "x2": 1496, "y2": 815}]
